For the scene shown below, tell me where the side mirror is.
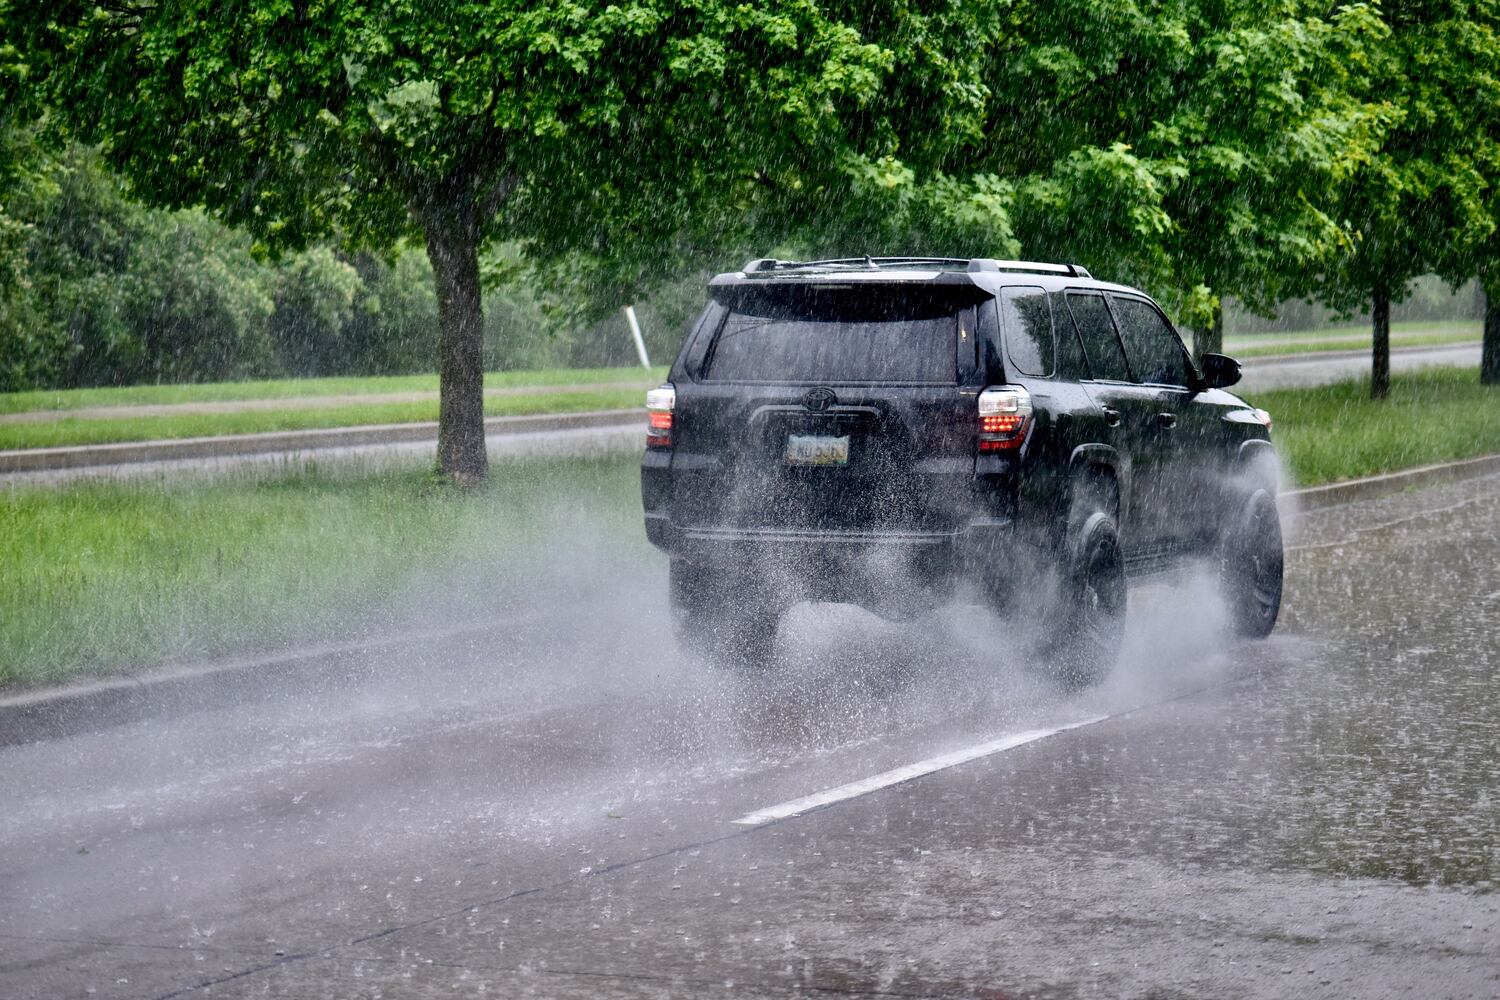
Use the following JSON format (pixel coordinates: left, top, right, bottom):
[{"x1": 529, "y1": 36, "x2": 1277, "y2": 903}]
[{"x1": 1199, "y1": 353, "x2": 1241, "y2": 389}]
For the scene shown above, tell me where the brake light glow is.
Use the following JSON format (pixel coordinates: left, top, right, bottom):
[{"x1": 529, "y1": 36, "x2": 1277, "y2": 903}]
[
  {"x1": 646, "y1": 384, "x2": 675, "y2": 448},
  {"x1": 981, "y1": 414, "x2": 1026, "y2": 434},
  {"x1": 977, "y1": 386, "x2": 1033, "y2": 452}
]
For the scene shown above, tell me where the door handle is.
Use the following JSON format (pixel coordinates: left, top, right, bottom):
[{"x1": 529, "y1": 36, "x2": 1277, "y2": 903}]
[
  {"x1": 1102, "y1": 407, "x2": 1121, "y2": 428},
  {"x1": 1157, "y1": 412, "x2": 1177, "y2": 428}
]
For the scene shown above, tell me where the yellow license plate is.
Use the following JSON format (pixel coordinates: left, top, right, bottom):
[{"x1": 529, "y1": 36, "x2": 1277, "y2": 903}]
[{"x1": 784, "y1": 434, "x2": 850, "y2": 467}]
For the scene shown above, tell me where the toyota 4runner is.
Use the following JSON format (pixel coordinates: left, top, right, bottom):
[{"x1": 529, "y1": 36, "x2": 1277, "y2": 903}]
[{"x1": 640, "y1": 257, "x2": 1283, "y2": 685}]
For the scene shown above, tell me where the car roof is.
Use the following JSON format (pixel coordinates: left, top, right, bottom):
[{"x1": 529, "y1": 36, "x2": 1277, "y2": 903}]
[{"x1": 707, "y1": 257, "x2": 1146, "y2": 298}]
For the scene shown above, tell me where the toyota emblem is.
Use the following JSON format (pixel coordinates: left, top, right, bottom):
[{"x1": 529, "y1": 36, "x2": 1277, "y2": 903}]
[{"x1": 803, "y1": 387, "x2": 837, "y2": 412}]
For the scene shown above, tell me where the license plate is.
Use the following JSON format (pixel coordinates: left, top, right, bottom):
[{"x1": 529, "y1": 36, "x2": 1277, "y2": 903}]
[{"x1": 784, "y1": 434, "x2": 850, "y2": 467}]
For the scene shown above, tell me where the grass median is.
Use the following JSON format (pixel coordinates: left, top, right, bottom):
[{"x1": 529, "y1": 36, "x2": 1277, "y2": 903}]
[
  {"x1": 0, "y1": 387, "x2": 647, "y2": 450},
  {"x1": 1241, "y1": 367, "x2": 1500, "y2": 486},
  {"x1": 0, "y1": 455, "x2": 647, "y2": 688},
  {"x1": 0, "y1": 365, "x2": 668, "y2": 414},
  {"x1": 2, "y1": 366, "x2": 1496, "y2": 689}
]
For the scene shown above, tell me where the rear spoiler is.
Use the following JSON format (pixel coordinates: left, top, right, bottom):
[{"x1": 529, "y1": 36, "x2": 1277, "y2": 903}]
[
  {"x1": 707, "y1": 275, "x2": 995, "y2": 312},
  {"x1": 740, "y1": 257, "x2": 1092, "y2": 278}
]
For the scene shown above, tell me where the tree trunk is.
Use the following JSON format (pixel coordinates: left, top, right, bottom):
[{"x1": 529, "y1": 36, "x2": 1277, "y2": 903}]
[
  {"x1": 1191, "y1": 302, "x2": 1223, "y2": 360},
  {"x1": 1194, "y1": 307, "x2": 1218, "y2": 365},
  {"x1": 424, "y1": 211, "x2": 488, "y2": 484},
  {"x1": 1483, "y1": 284, "x2": 1500, "y2": 386},
  {"x1": 1371, "y1": 287, "x2": 1390, "y2": 400}
]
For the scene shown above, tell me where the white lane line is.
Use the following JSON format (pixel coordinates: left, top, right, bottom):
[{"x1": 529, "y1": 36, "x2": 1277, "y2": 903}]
[{"x1": 731, "y1": 715, "x2": 1109, "y2": 827}]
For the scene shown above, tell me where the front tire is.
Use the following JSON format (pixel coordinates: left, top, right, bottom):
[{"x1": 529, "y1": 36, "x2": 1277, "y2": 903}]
[{"x1": 1218, "y1": 490, "x2": 1283, "y2": 638}]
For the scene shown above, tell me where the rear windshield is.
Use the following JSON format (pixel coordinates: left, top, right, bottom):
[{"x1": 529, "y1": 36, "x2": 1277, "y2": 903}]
[{"x1": 703, "y1": 287, "x2": 962, "y2": 383}]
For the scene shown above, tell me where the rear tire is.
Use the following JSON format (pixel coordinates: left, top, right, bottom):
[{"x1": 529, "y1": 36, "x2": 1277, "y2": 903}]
[
  {"x1": 1218, "y1": 490, "x2": 1283, "y2": 638},
  {"x1": 670, "y1": 559, "x2": 780, "y2": 669},
  {"x1": 1040, "y1": 512, "x2": 1126, "y2": 690}
]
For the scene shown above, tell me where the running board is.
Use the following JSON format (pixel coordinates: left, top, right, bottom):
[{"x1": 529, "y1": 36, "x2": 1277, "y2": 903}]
[{"x1": 1123, "y1": 548, "x2": 1191, "y2": 580}]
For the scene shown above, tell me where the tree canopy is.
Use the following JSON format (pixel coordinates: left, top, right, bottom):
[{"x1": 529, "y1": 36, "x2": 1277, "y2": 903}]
[
  {"x1": 1310, "y1": 0, "x2": 1499, "y2": 396},
  {"x1": 3, "y1": 0, "x2": 1497, "y2": 450},
  {"x1": 5, "y1": 0, "x2": 932, "y2": 479}
]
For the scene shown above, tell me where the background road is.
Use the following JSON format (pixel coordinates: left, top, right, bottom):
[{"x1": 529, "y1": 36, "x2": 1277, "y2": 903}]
[
  {"x1": 1236, "y1": 341, "x2": 1481, "y2": 390},
  {"x1": 1, "y1": 472, "x2": 1497, "y2": 997}
]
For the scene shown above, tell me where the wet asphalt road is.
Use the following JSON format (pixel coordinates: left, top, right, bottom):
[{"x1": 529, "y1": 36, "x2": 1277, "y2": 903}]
[
  {"x1": 2, "y1": 474, "x2": 1499, "y2": 999},
  {"x1": 1235, "y1": 342, "x2": 1480, "y2": 391}
]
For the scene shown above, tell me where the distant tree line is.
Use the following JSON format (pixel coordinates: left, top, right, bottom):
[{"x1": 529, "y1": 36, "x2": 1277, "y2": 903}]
[
  {"x1": 0, "y1": 140, "x2": 698, "y2": 392},
  {"x1": 0, "y1": 135, "x2": 1482, "y2": 395},
  {"x1": 3, "y1": 0, "x2": 1499, "y2": 481},
  {"x1": 1224, "y1": 276, "x2": 1483, "y2": 335}
]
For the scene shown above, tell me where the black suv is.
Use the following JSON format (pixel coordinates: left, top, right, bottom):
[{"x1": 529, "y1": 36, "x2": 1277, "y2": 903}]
[{"x1": 641, "y1": 257, "x2": 1283, "y2": 684}]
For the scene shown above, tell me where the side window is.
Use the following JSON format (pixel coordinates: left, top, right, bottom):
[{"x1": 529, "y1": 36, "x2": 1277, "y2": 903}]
[
  {"x1": 1050, "y1": 291, "x2": 1090, "y2": 380},
  {"x1": 1065, "y1": 292, "x2": 1131, "y2": 382},
  {"x1": 999, "y1": 286, "x2": 1054, "y2": 377},
  {"x1": 1112, "y1": 295, "x2": 1192, "y2": 387}
]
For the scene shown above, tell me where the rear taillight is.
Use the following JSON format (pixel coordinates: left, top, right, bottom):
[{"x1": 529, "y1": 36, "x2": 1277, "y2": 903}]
[
  {"x1": 646, "y1": 384, "x2": 675, "y2": 448},
  {"x1": 977, "y1": 385, "x2": 1033, "y2": 452}
]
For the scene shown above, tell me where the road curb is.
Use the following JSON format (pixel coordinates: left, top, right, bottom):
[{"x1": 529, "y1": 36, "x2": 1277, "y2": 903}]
[
  {"x1": 2, "y1": 451, "x2": 1497, "y2": 746},
  {"x1": 0, "y1": 408, "x2": 643, "y2": 473},
  {"x1": 1282, "y1": 453, "x2": 1500, "y2": 512},
  {"x1": 0, "y1": 621, "x2": 528, "y2": 748}
]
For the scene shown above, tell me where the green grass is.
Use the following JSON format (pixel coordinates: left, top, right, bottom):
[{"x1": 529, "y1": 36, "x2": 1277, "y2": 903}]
[
  {"x1": 1243, "y1": 367, "x2": 1500, "y2": 487},
  {"x1": 0, "y1": 387, "x2": 646, "y2": 450},
  {"x1": 0, "y1": 365, "x2": 668, "y2": 414},
  {"x1": 1225, "y1": 320, "x2": 1478, "y2": 358},
  {"x1": 3, "y1": 367, "x2": 1496, "y2": 689},
  {"x1": 0, "y1": 454, "x2": 645, "y2": 688}
]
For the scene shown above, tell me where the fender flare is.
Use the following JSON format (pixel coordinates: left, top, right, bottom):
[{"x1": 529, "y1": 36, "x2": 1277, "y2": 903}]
[
  {"x1": 1224, "y1": 487, "x2": 1278, "y2": 546},
  {"x1": 1067, "y1": 443, "x2": 1126, "y2": 522},
  {"x1": 1235, "y1": 438, "x2": 1279, "y2": 494}
]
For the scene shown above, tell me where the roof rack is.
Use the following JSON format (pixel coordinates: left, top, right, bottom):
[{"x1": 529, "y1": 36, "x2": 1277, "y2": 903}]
[
  {"x1": 742, "y1": 257, "x2": 1092, "y2": 279},
  {"x1": 742, "y1": 257, "x2": 964, "y2": 272},
  {"x1": 966, "y1": 259, "x2": 1093, "y2": 279}
]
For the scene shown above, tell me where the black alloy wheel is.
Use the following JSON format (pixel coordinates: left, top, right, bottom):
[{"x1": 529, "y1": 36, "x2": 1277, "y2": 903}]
[{"x1": 1220, "y1": 490, "x2": 1284, "y2": 638}]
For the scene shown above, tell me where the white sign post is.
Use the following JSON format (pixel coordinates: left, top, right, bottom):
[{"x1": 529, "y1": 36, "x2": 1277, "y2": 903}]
[{"x1": 624, "y1": 305, "x2": 651, "y2": 369}]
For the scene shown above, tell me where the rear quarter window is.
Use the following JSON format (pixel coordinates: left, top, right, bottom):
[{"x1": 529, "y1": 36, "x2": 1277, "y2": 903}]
[{"x1": 999, "y1": 286, "x2": 1054, "y2": 377}]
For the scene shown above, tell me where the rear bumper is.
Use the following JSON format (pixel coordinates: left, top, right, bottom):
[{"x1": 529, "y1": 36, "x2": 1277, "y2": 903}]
[
  {"x1": 644, "y1": 512, "x2": 1015, "y2": 562},
  {"x1": 645, "y1": 513, "x2": 1023, "y2": 608},
  {"x1": 641, "y1": 445, "x2": 1032, "y2": 593}
]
